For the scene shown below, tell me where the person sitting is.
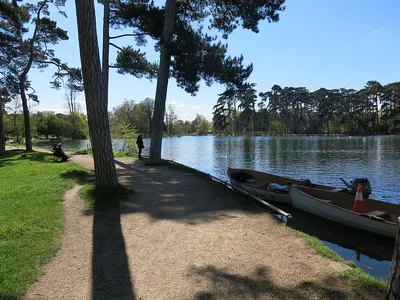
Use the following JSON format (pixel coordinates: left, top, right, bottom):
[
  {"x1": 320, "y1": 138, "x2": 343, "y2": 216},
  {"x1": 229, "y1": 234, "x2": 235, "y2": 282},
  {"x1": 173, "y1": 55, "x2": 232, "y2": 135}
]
[{"x1": 51, "y1": 143, "x2": 68, "y2": 162}]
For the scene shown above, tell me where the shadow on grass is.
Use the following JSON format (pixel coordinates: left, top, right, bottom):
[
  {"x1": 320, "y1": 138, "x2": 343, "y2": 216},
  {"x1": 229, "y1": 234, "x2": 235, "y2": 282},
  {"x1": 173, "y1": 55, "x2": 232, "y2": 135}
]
[
  {"x1": 60, "y1": 169, "x2": 92, "y2": 183},
  {"x1": 188, "y1": 265, "x2": 351, "y2": 300},
  {"x1": 79, "y1": 184, "x2": 133, "y2": 210},
  {"x1": 0, "y1": 150, "x2": 54, "y2": 167}
]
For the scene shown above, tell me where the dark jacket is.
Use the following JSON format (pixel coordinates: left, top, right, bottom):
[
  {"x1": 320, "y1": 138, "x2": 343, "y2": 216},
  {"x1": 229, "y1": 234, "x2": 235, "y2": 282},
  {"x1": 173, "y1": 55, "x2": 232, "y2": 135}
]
[{"x1": 136, "y1": 136, "x2": 144, "y2": 149}]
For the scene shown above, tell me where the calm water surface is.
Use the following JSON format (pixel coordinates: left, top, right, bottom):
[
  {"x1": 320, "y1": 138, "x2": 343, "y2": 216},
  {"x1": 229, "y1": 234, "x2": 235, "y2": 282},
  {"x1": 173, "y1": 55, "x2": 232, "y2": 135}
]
[
  {"x1": 156, "y1": 135, "x2": 400, "y2": 203},
  {"x1": 35, "y1": 135, "x2": 400, "y2": 279}
]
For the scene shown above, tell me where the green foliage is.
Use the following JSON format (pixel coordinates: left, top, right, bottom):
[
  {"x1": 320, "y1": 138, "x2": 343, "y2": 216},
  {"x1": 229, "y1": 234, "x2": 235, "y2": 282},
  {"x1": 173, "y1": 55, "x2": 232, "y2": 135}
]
[
  {"x1": 110, "y1": 0, "x2": 285, "y2": 93},
  {"x1": 0, "y1": 0, "x2": 72, "y2": 98},
  {"x1": 0, "y1": 150, "x2": 87, "y2": 299},
  {"x1": 3, "y1": 112, "x2": 24, "y2": 143},
  {"x1": 196, "y1": 119, "x2": 210, "y2": 135},
  {"x1": 109, "y1": 98, "x2": 154, "y2": 137},
  {"x1": 213, "y1": 84, "x2": 257, "y2": 135},
  {"x1": 115, "y1": 46, "x2": 158, "y2": 79},
  {"x1": 120, "y1": 124, "x2": 138, "y2": 154},
  {"x1": 269, "y1": 120, "x2": 286, "y2": 135},
  {"x1": 32, "y1": 111, "x2": 87, "y2": 139}
]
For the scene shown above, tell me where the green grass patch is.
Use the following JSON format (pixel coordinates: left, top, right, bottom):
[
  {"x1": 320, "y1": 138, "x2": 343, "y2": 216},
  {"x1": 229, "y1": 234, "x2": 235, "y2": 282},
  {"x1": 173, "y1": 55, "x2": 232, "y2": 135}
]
[
  {"x1": 338, "y1": 268, "x2": 386, "y2": 296},
  {"x1": 113, "y1": 150, "x2": 134, "y2": 158},
  {"x1": 0, "y1": 150, "x2": 87, "y2": 299},
  {"x1": 293, "y1": 230, "x2": 355, "y2": 267},
  {"x1": 78, "y1": 183, "x2": 132, "y2": 210},
  {"x1": 299, "y1": 281, "x2": 341, "y2": 299},
  {"x1": 73, "y1": 148, "x2": 91, "y2": 155}
]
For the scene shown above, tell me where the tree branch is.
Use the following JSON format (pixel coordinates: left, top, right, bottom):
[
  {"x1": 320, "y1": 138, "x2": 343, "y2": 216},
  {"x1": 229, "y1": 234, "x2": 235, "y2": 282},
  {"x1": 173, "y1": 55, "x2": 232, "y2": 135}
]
[
  {"x1": 19, "y1": 0, "x2": 48, "y2": 81},
  {"x1": 109, "y1": 42, "x2": 123, "y2": 52},
  {"x1": 109, "y1": 33, "x2": 147, "y2": 40},
  {"x1": 32, "y1": 59, "x2": 67, "y2": 70},
  {"x1": 27, "y1": 86, "x2": 38, "y2": 95}
]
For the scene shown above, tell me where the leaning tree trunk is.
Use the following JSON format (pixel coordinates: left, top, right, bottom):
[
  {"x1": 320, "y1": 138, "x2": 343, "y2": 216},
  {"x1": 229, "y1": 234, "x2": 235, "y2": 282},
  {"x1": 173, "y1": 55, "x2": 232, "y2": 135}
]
[
  {"x1": 19, "y1": 83, "x2": 32, "y2": 152},
  {"x1": 387, "y1": 217, "x2": 400, "y2": 299},
  {"x1": 75, "y1": 0, "x2": 118, "y2": 188},
  {"x1": 0, "y1": 105, "x2": 5, "y2": 153},
  {"x1": 149, "y1": 0, "x2": 177, "y2": 165}
]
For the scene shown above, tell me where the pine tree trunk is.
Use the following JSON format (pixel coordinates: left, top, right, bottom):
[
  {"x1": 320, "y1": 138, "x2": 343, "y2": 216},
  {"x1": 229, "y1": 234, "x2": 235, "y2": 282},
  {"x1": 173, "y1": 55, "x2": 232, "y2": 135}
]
[
  {"x1": 20, "y1": 83, "x2": 32, "y2": 152},
  {"x1": 102, "y1": 0, "x2": 110, "y2": 107},
  {"x1": 75, "y1": 0, "x2": 118, "y2": 188},
  {"x1": 387, "y1": 218, "x2": 400, "y2": 299},
  {"x1": 149, "y1": 0, "x2": 177, "y2": 164},
  {"x1": 0, "y1": 106, "x2": 5, "y2": 153}
]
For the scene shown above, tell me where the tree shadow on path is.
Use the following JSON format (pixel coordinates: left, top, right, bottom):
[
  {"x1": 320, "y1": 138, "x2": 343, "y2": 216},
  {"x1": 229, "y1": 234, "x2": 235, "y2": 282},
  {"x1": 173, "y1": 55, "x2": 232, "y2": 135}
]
[
  {"x1": 113, "y1": 159, "x2": 264, "y2": 225},
  {"x1": 91, "y1": 203, "x2": 136, "y2": 300},
  {"x1": 189, "y1": 265, "x2": 349, "y2": 300}
]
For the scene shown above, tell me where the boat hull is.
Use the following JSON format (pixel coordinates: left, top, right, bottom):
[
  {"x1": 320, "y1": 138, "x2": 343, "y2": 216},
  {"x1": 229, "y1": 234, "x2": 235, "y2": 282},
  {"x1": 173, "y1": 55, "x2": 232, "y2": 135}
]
[
  {"x1": 229, "y1": 176, "x2": 291, "y2": 204},
  {"x1": 290, "y1": 185, "x2": 398, "y2": 238},
  {"x1": 227, "y1": 168, "x2": 336, "y2": 205}
]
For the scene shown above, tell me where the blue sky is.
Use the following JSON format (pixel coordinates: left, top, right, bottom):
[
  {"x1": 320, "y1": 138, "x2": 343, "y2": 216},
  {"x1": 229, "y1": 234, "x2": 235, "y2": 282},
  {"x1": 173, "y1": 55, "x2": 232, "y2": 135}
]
[{"x1": 28, "y1": 0, "x2": 400, "y2": 121}]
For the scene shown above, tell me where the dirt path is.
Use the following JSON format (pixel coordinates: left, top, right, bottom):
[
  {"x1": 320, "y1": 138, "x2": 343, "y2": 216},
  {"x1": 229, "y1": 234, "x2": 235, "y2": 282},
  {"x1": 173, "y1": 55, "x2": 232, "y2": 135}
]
[{"x1": 22, "y1": 154, "x2": 370, "y2": 300}]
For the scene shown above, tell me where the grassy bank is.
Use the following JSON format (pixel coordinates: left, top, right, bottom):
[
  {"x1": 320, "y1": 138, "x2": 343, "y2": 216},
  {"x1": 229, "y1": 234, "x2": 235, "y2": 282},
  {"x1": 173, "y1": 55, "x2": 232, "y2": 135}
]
[
  {"x1": 72, "y1": 149, "x2": 134, "y2": 158},
  {"x1": 293, "y1": 229, "x2": 386, "y2": 297},
  {"x1": 0, "y1": 150, "x2": 87, "y2": 299}
]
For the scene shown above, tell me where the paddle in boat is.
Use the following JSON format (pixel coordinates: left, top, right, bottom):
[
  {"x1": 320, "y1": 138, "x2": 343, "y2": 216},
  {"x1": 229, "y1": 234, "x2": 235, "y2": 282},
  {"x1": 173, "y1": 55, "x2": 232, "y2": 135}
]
[
  {"x1": 227, "y1": 168, "x2": 341, "y2": 204},
  {"x1": 289, "y1": 184, "x2": 400, "y2": 238}
]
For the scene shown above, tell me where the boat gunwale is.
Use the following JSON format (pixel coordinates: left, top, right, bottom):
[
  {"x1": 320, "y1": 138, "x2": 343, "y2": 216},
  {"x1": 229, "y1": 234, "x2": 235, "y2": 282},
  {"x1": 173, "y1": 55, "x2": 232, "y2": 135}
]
[{"x1": 291, "y1": 185, "x2": 398, "y2": 226}]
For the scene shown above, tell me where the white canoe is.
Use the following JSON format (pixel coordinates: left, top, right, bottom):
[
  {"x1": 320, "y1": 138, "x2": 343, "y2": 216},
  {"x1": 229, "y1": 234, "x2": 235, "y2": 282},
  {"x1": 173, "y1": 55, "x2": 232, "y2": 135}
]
[
  {"x1": 227, "y1": 168, "x2": 337, "y2": 204},
  {"x1": 290, "y1": 185, "x2": 400, "y2": 238}
]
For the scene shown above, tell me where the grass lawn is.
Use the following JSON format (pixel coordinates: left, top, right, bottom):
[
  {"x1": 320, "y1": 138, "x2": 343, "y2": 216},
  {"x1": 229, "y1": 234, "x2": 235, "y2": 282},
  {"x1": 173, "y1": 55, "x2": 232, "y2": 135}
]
[{"x1": 0, "y1": 150, "x2": 87, "y2": 300}]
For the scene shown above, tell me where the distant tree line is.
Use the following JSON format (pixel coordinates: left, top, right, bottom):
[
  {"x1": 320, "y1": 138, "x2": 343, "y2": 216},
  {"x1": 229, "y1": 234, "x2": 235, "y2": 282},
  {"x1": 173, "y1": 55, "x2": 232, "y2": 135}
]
[
  {"x1": 3, "y1": 100, "x2": 89, "y2": 142},
  {"x1": 109, "y1": 98, "x2": 211, "y2": 137},
  {"x1": 3, "y1": 97, "x2": 211, "y2": 143},
  {"x1": 213, "y1": 80, "x2": 400, "y2": 136}
]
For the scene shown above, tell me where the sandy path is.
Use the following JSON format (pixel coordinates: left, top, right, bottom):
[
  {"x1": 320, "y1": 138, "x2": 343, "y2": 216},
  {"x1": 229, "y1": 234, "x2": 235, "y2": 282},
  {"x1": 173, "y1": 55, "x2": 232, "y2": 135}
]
[{"x1": 22, "y1": 154, "x2": 364, "y2": 300}]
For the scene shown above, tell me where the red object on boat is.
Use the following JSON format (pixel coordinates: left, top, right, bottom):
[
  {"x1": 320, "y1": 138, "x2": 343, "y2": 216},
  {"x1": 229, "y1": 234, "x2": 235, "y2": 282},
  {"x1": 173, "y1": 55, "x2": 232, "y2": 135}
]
[{"x1": 353, "y1": 185, "x2": 365, "y2": 213}]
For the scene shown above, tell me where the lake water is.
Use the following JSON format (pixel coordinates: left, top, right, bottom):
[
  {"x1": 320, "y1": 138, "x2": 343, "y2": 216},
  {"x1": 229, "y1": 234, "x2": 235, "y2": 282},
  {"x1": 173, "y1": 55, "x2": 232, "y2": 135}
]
[
  {"x1": 35, "y1": 135, "x2": 400, "y2": 279},
  {"x1": 156, "y1": 135, "x2": 400, "y2": 203}
]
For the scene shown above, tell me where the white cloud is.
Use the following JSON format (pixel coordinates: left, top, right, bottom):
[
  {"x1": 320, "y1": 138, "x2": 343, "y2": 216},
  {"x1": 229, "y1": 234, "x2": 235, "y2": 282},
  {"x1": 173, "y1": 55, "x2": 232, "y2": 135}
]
[
  {"x1": 167, "y1": 100, "x2": 188, "y2": 108},
  {"x1": 37, "y1": 107, "x2": 88, "y2": 115},
  {"x1": 192, "y1": 105, "x2": 200, "y2": 109},
  {"x1": 40, "y1": 108, "x2": 70, "y2": 114},
  {"x1": 372, "y1": 28, "x2": 383, "y2": 33}
]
